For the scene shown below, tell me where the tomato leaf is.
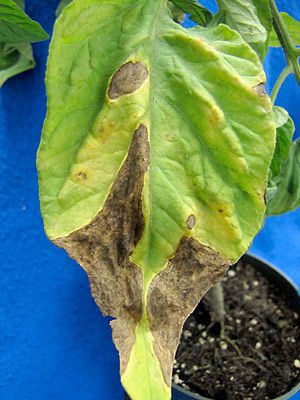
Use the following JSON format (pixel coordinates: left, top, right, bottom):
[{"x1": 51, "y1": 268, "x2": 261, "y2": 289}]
[
  {"x1": 0, "y1": 41, "x2": 35, "y2": 86},
  {"x1": 0, "y1": 0, "x2": 49, "y2": 43},
  {"x1": 168, "y1": 0, "x2": 212, "y2": 26},
  {"x1": 269, "y1": 12, "x2": 300, "y2": 47},
  {"x1": 167, "y1": 1, "x2": 185, "y2": 24},
  {"x1": 216, "y1": 0, "x2": 269, "y2": 61},
  {"x1": 267, "y1": 139, "x2": 300, "y2": 216},
  {"x1": 266, "y1": 107, "x2": 300, "y2": 216},
  {"x1": 55, "y1": 0, "x2": 72, "y2": 17},
  {"x1": 269, "y1": 106, "x2": 293, "y2": 178},
  {"x1": 37, "y1": 1, "x2": 275, "y2": 399},
  {"x1": 252, "y1": 0, "x2": 272, "y2": 43}
]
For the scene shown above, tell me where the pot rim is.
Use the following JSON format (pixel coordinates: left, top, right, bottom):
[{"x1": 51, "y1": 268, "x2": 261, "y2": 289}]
[{"x1": 171, "y1": 252, "x2": 300, "y2": 400}]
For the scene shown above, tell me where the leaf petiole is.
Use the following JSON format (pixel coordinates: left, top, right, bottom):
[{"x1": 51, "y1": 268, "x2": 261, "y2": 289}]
[{"x1": 270, "y1": 64, "x2": 293, "y2": 105}]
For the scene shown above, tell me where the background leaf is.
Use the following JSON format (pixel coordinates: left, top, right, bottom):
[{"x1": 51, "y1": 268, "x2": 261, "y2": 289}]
[
  {"x1": 168, "y1": 0, "x2": 212, "y2": 26},
  {"x1": 167, "y1": 1, "x2": 185, "y2": 24},
  {"x1": 269, "y1": 12, "x2": 300, "y2": 47},
  {"x1": 0, "y1": 0, "x2": 49, "y2": 43},
  {"x1": 252, "y1": 0, "x2": 272, "y2": 42},
  {"x1": 216, "y1": 0, "x2": 269, "y2": 61},
  {"x1": 0, "y1": 41, "x2": 35, "y2": 86},
  {"x1": 55, "y1": 0, "x2": 72, "y2": 17},
  {"x1": 267, "y1": 139, "x2": 300, "y2": 216},
  {"x1": 266, "y1": 106, "x2": 300, "y2": 216},
  {"x1": 269, "y1": 106, "x2": 293, "y2": 178}
]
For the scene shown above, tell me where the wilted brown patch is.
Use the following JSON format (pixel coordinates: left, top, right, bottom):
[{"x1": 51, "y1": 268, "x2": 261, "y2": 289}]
[
  {"x1": 253, "y1": 83, "x2": 268, "y2": 98},
  {"x1": 54, "y1": 124, "x2": 149, "y2": 374},
  {"x1": 147, "y1": 237, "x2": 231, "y2": 386},
  {"x1": 108, "y1": 62, "x2": 148, "y2": 100}
]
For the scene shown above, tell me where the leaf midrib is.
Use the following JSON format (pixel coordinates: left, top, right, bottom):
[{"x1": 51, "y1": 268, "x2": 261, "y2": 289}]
[
  {"x1": 145, "y1": 0, "x2": 167, "y2": 284},
  {"x1": 140, "y1": 1, "x2": 169, "y2": 399}
]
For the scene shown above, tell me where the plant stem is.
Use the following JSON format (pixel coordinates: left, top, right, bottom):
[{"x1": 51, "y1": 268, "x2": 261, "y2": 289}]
[
  {"x1": 208, "y1": 281, "x2": 225, "y2": 327},
  {"x1": 270, "y1": 65, "x2": 292, "y2": 104},
  {"x1": 269, "y1": 0, "x2": 300, "y2": 101}
]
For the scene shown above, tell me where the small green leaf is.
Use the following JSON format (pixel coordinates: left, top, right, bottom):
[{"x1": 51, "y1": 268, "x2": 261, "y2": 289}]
[
  {"x1": 168, "y1": 0, "x2": 212, "y2": 26},
  {"x1": 266, "y1": 107, "x2": 299, "y2": 216},
  {"x1": 216, "y1": 0, "x2": 269, "y2": 61},
  {"x1": 269, "y1": 12, "x2": 300, "y2": 47},
  {"x1": 55, "y1": 0, "x2": 72, "y2": 17},
  {"x1": 269, "y1": 106, "x2": 293, "y2": 178},
  {"x1": 167, "y1": 1, "x2": 185, "y2": 24},
  {"x1": 267, "y1": 138, "x2": 300, "y2": 216},
  {"x1": 0, "y1": 0, "x2": 49, "y2": 43},
  {"x1": 0, "y1": 42, "x2": 35, "y2": 86},
  {"x1": 252, "y1": 0, "x2": 272, "y2": 42}
]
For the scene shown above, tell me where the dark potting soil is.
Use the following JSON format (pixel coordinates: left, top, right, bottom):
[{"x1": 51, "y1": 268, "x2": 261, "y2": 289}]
[{"x1": 173, "y1": 258, "x2": 300, "y2": 399}]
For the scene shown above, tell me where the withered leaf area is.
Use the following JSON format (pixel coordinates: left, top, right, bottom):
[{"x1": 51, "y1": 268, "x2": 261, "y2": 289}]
[
  {"x1": 53, "y1": 120, "x2": 231, "y2": 382},
  {"x1": 54, "y1": 124, "x2": 148, "y2": 373},
  {"x1": 147, "y1": 238, "x2": 231, "y2": 383}
]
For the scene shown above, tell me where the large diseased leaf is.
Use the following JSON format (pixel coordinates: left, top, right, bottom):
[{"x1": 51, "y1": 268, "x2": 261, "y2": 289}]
[
  {"x1": 37, "y1": 1, "x2": 276, "y2": 399},
  {"x1": 0, "y1": 0, "x2": 49, "y2": 43},
  {"x1": 216, "y1": 0, "x2": 270, "y2": 61}
]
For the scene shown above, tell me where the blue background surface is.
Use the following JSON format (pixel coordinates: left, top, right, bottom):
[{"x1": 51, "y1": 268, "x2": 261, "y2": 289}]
[{"x1": 0, "y1": 1, "x2": 299, "y2": 399}]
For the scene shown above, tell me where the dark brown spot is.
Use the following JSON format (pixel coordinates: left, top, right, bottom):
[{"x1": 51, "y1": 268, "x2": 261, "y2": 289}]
[
  {"x1": 147, "y1": 237, "x2": 231, "y2": 386},
  {"x1": 78, "y1": 172, "x2": 87, "y2": 180},
  {"x1": 108, "y1": 62, "x2": 148, "y2": 100},
  {"x1": 253, "y1": 83, "x2": 268, "y2": 98},
  {"x1": 54, "y1": 124, "x2": 149, "y2": 374},
  {"x1": 218, "y1": 209, "x2": 224, "y2": 213},
  {"x1": 187, "y1": 214, "x2": 196, "y2": 230}
]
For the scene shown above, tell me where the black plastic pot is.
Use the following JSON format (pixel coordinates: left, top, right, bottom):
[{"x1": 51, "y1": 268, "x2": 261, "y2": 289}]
[
  {"x1": 125, "y1": 253, "x2": 300, "y2": 400},
  {"x1": 172, "y1": 253, "x2": 300, "y2": 400}
]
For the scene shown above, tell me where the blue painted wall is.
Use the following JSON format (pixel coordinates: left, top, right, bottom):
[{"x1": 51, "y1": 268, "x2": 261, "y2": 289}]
[{"x1": 0, "y1": 1, "x2": 299, "y2": 399}]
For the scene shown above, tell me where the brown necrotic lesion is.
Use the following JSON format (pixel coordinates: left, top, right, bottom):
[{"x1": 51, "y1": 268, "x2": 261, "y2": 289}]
[
  {"x1": 53, "y1": 124, "x2": 149, "y2": 374},
  {"x1": 187, "y1": 214, "x2": 196, "y2": 230},
  {"x1": 147, "y1": 237, "x2": 231, "y2": 386},
  {"x1": 108, "y1": 61, "x2": 149, "y2": 100}
]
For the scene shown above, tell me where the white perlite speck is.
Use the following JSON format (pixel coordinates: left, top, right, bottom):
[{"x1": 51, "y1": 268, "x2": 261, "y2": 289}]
[
  {"x1": 294, "y1": 359, "x2": 300, "y2": 368},
  {"x1": 257, "y1": 381, "x2": 266, "y2": 388},
  {"x1": 173, "y1": 374, "x2": 183, "y2": 385},
  {"x1": 183, "y1": 330, "x2": 192, "y2": 339},
  {"x1": 220, "y1": 341, "x2": 228, "y2": 350}
]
